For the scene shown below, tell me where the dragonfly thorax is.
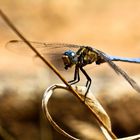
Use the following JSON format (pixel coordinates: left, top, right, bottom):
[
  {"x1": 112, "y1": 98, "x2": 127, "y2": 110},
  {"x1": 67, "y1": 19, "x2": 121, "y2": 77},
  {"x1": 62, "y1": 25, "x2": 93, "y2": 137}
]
[{"x1": 62, "y1": 50, "x2": 78, "y2": 70}]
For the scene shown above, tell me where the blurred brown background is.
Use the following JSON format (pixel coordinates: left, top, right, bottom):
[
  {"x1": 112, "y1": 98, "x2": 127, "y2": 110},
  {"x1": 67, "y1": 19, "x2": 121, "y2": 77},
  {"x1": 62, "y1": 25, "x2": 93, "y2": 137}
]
[{"x1": 0, "y1": 0, "x2": 140, "y2": 140}]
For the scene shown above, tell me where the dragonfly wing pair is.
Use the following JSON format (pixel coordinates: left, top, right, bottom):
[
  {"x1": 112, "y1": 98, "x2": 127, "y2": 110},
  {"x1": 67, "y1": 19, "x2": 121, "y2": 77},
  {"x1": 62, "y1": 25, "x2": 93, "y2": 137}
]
[
  {"x1": 6, "y1": 40, "x2": 140, "y2": 93},
  {"x1": 95, "y1": 49, "x2": 140, "y2": 93},
  {"x1": 6, "y1": 40, "x2": 79, "y2": 70}
]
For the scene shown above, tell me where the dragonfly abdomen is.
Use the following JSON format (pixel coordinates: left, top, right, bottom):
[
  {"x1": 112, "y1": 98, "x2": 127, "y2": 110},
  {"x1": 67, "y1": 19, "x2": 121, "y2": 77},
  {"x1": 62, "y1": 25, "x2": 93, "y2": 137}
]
[{"x1": 109, "y1": 56, "x2": 140, "y2": 63}]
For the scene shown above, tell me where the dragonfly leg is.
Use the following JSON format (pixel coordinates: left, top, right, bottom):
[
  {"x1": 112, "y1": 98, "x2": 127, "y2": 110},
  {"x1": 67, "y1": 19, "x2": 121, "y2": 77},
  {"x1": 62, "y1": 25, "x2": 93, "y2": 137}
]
[
  {"x1": 68, "y1": 66, "x2": 80, "y2": 85},
  {"x1": 80, "y1": 67, "x2": 91, "y2": 100}
]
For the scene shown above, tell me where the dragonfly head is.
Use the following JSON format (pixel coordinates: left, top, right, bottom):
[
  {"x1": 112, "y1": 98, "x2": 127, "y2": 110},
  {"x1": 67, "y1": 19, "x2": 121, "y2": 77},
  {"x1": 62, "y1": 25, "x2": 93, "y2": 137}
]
[{"x1": 62, "y1": 50, "x2": 77, "y2": 70}]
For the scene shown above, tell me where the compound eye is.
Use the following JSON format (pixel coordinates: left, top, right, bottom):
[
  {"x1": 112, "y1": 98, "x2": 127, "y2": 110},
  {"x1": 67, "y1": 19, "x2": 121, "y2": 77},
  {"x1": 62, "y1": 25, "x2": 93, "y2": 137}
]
[{"x1": 63, "y1": 50, "x2": 75, "y2": 57}]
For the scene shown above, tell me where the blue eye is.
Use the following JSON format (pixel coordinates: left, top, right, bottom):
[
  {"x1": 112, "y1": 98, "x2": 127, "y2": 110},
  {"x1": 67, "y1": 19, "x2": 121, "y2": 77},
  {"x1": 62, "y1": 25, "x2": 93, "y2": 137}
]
[{"x1": 64, "y1": 50, "x2": 76, "y2": 57}]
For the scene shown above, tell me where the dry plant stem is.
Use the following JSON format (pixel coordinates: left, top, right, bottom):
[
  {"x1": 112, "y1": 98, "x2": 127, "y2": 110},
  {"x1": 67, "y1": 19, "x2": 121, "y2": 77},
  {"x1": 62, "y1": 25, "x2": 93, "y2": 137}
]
[
  {"x1": 0, "y1": 9, "x2": 117, "y2": 139},
  {"x1": 118, "y1": 135, "x2": 140, "y2": 140}
]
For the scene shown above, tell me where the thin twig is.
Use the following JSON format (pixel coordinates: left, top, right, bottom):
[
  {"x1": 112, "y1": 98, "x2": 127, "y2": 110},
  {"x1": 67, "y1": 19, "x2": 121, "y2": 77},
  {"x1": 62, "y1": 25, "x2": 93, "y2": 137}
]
[{"x1": 0, "y1": 9, "x2": 117, "y2": 139}]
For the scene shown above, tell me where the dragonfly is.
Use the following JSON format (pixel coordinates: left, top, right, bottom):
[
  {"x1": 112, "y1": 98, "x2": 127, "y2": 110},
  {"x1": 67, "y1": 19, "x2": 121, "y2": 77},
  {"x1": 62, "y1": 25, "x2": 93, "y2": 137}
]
[{"x1": 6, "y1": 40, "x2": 140, "y2": 97}]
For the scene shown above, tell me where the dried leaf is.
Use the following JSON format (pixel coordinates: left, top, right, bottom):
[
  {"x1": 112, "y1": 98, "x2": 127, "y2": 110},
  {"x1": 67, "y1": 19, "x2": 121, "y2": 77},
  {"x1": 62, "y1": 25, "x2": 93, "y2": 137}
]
[{"x1": 42, "y1": 84, "x2": 114, "y2": 140}]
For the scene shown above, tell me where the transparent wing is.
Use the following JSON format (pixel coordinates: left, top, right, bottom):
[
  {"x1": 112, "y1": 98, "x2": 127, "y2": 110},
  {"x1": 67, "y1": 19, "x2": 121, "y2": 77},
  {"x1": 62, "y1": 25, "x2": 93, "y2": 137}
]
[
  {"x1": 6, "y1": 40, "x2": 80, "y2": 55},
  {"x1": 6, "y1": 40, "x2": 80, "y2": 70},
  {"x1": 95, "y1": 49, "x2": 140, "y2": 93}
]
